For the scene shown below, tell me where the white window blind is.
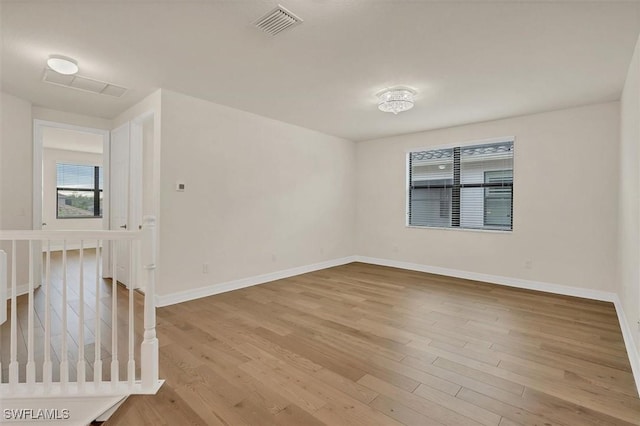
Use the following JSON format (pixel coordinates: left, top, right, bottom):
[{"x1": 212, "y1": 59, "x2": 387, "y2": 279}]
[
  {"x1": 56, "y1": 163, "x2": 103, "y2": 190},
  {"x1": 408, "y1": 140, "x2": 514, "y2": 231},
  {"x1": 56, "y1": 163, "x2": 103, "y2": 218}
]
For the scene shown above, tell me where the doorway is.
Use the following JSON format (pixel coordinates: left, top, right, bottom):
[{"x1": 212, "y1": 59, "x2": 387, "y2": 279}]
[
  {"x1": 41, "y1": 127, "x2": 106, "y2": 236},
  {"x1": 33, "y1": 120, "x2": 110, "y2": 285}
]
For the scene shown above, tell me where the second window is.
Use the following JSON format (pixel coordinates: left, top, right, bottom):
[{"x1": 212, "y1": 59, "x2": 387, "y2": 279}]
[{"x1": 408, "y1": 140, "x2": 514, "y2": 231}]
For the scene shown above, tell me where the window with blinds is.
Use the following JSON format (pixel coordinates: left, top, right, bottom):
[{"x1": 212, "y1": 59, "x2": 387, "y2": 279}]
[
  {"x1": 56, "y1": 163, "x2": 103, "y2": 218},
  {"x1": 408, "y1": 140, "x2": 514, "y2": 231}
]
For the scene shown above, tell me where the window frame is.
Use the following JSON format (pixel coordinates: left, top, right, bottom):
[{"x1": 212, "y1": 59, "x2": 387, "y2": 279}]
[
  {"x1": 56, "y1": 163, "x2": 103, "y2": 219},
  {"x1": 405, "y1": 137, "x2": 515, "y2": 233},
  {"x1": 483, "y1": 170, "x2": 513, "y2": 228}
]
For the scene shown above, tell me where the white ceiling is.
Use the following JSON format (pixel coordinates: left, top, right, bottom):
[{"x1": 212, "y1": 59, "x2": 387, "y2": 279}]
[
  {"x1": 2, "y1": 1, "x2": 640, "y2": 141},
  {"x1": 42, "y1": 127, "x2": 103, "y2": 154}
]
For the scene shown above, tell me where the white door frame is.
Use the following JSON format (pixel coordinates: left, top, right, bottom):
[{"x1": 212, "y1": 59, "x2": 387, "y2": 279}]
[
  {"x1": 130, "y1": 110, "x2": 154, "y2": 291},
  {"x1": 33, "y1": 119, "x2": 111, "y2": 281},
  {"x1": 106, "y1": 111, "x2": 149, "y2": 289},
  {"x1": 129, "y1": 111, "x2": 151, "y2": 233}
]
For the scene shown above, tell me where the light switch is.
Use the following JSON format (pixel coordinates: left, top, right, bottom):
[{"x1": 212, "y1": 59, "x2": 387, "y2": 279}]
[{"x1": 176, "y1": 182, "x2": 185, "y2": 192}]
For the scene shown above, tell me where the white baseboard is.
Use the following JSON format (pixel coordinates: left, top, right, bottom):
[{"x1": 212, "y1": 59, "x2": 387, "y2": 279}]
[
  {"x1": 42, "y1": 241, "x2": 100, "y2": 252},
  {"x1": 355, "y1": 256, "x2": 617, "y2": 302},
  {"x1": 11, "y1": 283, "x2": 30, "y2": 298},
  {"x1": 612, "y1": 295, "x2": 640, "y2": 395},
  {"x1": 155, "y1": 256, "x2": 358, "y2": 307},
  {"x1": 4, "y1": 283, "x2": 38, "y2": 304}
]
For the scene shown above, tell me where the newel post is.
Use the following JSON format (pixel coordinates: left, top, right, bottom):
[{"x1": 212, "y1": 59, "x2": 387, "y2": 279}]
[{"x1": 141, "y1": 216, "x2": 159, "y2": 390}]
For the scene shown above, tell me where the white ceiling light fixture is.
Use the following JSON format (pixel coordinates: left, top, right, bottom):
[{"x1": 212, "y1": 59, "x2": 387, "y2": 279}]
[
  {"x1": 47, "y1": 55, "x2": 78, "y2": 75},
  {"x1": 377, "y1": 87, "x2": 416, "y2": 115}
]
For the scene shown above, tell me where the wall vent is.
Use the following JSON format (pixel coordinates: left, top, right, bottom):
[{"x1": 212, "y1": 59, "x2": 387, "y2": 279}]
[
  {"x1": 42, "y1": 69, "x2": 128, "y2": 97},
  {"x1": 254, "y1": 5, "x2": 303, "y2": 36}
]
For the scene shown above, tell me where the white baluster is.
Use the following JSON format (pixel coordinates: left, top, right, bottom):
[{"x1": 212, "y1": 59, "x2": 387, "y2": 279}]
[
  {"x1": 77, "y1": 241, "x2": 86, "y2": 389},
  {"x1": 94, "y1": 241, "x2": 102, "y2": 387},
  {"x1": 43, "y1": 240, "x2": 52, "y2": 388},
  {"x1": 141, "y1": 217, "x2": 159, "y2": 391},
  {"x1": 128, "y1": 239, "x2": 135, "y2": 386},
  {"x1": 9, "y1": 240, "x2": 18, "y2": 389},
  {"x1": 111, "y1": 242, "x2": 118, "y2": 387},
  {"x1": 26, "y1": 241, "x2": 35, "y2": 387},
  {"x1": 60, "y1": 241, "x2": 68, "y2": 389}
]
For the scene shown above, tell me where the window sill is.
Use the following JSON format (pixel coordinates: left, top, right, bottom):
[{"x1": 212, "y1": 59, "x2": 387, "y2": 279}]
[
  {"x1": 56, "y1": 217, "x2": 103, "y2": 220},
  {"x1": 405, "y1": 225, "x2": 512, "y2": 234}
]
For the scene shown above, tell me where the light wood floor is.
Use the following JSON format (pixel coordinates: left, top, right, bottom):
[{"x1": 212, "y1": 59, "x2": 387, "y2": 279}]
[{"x1": 101, "y1": 262, "x2": 640, "y2": 425}]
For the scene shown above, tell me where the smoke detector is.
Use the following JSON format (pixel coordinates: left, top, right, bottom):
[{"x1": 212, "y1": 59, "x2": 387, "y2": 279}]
[{"x1": 254, "y1": 5, "x2": 303, "y2": 36}]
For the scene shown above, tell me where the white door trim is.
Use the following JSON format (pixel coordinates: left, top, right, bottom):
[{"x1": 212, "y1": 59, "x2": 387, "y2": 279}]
[{"x1": 129, "y1": 110, "x2": 154, "y2": 291}]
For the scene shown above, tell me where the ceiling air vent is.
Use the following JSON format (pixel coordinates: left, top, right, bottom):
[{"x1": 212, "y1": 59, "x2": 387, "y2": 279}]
[
  {"x1": 42, "y1": 69, "x2": 128, "y2": 97},
  {"x1": 254, "y1": 5, "x2": 303, "y2": 36}
]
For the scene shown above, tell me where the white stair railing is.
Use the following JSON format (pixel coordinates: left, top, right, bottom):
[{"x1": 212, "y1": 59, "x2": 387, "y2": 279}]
[{"x1": 0, "y1": 216, "x2": 161, "y2": 398}]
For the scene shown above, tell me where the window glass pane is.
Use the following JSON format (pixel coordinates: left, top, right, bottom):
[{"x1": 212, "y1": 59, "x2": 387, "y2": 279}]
[
  {"x1": 409, "y1": 149, "x2": 453, "y2": 227},
  {"x1": 484, "y1": 170, "x2": 512, "y2": 228},
  {"x1": 410, "y1": 187, "x2": 452, "y2": 227},
  {"x1": 57, "y1": 190, "x2": 100, "y2": 218},
  {"x1": 57, "y1": 163, "x2": 98, "y2": 189},
  {"x1": 460, "y1": 187, "x2": 485, "y2": 228},
  {"x1": 459, "y1": 142, "x2": 513, "y2": 230}
]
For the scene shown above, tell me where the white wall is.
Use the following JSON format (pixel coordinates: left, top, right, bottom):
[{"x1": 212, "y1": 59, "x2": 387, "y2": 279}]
[
  {"x1": 0, "y1": 92, "x2": 33, "y2": 289},
  {"x1": 356, "y1": 102, "x2": 619, "y2": 293},
  {"x1": 33, "y1": 107, "x2": 112, "y2": 130},
  {"x1": 157, "y1": 90, "x2": 356, "y2": 297},
  {"x1": 619, "y1": 36, "x2": 640, "y2": 364},
  {"x1": 42, "y1": 148, "x2": 103, "y2": 231}
]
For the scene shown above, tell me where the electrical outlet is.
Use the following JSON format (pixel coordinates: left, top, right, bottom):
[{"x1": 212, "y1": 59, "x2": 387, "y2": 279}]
[
  {"x1": 202, "y1": 263, "x2": 209, "y2": 274},
  {"x1": 524, "y1": 260, "x2": 532, "y2": 269}
]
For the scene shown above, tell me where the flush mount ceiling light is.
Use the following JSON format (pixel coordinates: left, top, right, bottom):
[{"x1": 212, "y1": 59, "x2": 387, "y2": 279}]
[
  {"x1": 377, "y1": 88, "x2": 416, "y2": 115},
  {"x1": 47, "y1": 55, "x2": 79, "y2": 75}
]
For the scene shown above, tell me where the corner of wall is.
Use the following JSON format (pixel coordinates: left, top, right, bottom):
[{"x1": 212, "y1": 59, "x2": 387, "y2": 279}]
[{"x1": 617, "y1": 30, "x2": 640, "y2": 397}]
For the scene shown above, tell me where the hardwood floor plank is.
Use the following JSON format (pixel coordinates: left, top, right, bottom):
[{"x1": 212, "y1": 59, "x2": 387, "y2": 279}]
[
  {"x1": 521, "y1": 387, "x2": 639, "y2": 426},
  {"x1": 312, "y1": 367, "x2": 379, "y2": 404},
  {"x1": 242, "y1": 342, "x2": 405, "y2": 426},
  {"x1": 456, "y1": 387, "x2": 565, "y2": 426},
  {"x1": 489, "y1": 342, "x2": 637, "y2": 396},
  {"x1": 358, "y1": 374, "x2": 486, "y2": 426},
  {"x1": 273, "y1": 404, "x2": 326, "y2": 426},
  {"x1": 430, "y1": 357, "x2": 524, "y2": 396},
  {"x1": 413, "y1": 383, "x2": 502, "y2": 426},
  {"x1": 369, "y1": 394, "x2": 446, "y2": 426},
  {"x1": 239, "y1": 360, "x2": 327, "y2": 412}
]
